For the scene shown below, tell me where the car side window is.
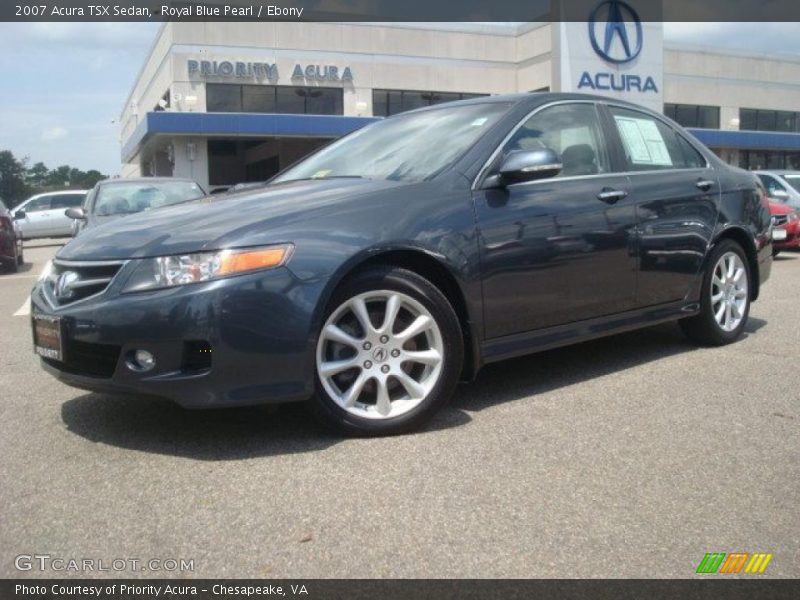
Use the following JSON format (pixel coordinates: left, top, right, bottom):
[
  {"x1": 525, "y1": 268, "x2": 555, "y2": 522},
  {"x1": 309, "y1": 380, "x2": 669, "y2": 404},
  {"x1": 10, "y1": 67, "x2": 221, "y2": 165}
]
[
  {"x1": 24, "y1": 197, "x2": 52, "y2": 212},
  {"x1": 51, "y1": 194, "x2": 86, "y2": 209},
  {"x1": 675, "y1": 135, "x2": 708, "y2": 169},
  {"x1": 757, "y1": 174, "x2": 787, "y2": 196},
  {"x1": 609, "y1": 106, "x2": 702, "y2": 171},
  {"x1": 503, "y1": 103, "x2": 610, "y2": 177}
]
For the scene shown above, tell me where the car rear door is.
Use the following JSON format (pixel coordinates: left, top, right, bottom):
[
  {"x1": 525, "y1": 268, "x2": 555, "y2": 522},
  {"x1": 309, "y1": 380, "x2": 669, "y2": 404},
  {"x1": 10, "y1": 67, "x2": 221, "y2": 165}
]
[
  {"x1": 474, "y1": 101, "x2": 638, "y2": 339},
  {"x1": 603, "y1": 105, "x2": 720, "y2": 307}
]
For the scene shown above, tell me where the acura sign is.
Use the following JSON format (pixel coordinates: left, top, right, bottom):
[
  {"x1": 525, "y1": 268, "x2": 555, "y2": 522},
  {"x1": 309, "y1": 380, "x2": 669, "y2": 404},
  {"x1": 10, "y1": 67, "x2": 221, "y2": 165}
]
[{"x1": 557, "y1": 0, "x2": 663, "y2": 111}]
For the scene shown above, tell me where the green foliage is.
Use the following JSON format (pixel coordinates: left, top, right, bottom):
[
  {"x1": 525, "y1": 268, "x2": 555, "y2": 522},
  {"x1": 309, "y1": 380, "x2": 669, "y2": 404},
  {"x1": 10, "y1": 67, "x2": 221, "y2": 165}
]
[
  {"x1": 0, "y1": 150, "x2": 29, "y2": 207},
  {"x1": 0, "y1": 149, "x2": 108, "y2": 208}
]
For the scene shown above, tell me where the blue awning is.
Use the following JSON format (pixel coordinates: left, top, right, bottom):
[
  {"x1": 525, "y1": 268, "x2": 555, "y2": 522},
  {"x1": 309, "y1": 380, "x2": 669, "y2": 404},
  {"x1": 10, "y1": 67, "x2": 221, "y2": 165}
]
[
  {"x1": 122, "y1": 111, "x2": 379, "y2": 162},
  {"x1": 688, "y1": 128, "x2": 800, "y2": 152}
]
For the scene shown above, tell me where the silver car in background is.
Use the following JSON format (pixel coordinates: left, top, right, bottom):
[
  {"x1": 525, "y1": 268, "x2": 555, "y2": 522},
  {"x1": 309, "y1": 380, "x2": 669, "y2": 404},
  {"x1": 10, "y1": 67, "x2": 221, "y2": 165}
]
[
  {"x1": 68, "y1": 178, "x2": 206, "y2": 237},
  {"x1": 15, "y1": 190, "x2": 87, "y2": 239}
]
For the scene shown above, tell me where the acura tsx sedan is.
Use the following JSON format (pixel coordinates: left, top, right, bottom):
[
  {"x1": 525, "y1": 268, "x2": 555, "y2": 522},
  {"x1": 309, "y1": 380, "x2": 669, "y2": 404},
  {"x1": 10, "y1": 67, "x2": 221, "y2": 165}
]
[{"x1": 31, "y1": 93, "x2": 773, "y2": 435}]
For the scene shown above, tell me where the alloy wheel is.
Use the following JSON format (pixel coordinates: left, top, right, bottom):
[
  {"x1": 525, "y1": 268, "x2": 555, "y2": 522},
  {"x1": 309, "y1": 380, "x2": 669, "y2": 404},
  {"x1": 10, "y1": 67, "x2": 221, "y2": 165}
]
[
  {"x1": 710, "y1": 251, "x2": 748, "y2": 332},
  {"x1": 316, "y1": 290, "x2": 444, "y2": 419}
]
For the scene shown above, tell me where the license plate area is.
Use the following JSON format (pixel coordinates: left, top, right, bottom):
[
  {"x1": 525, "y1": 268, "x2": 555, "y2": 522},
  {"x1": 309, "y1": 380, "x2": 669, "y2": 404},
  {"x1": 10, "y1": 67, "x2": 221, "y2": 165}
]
[
  {"x1": 773, "y1": 228, "x2": 788, "y2": 241},
  {"x1": 33, "y1": 314, "x2": 64, "y2": 361}
]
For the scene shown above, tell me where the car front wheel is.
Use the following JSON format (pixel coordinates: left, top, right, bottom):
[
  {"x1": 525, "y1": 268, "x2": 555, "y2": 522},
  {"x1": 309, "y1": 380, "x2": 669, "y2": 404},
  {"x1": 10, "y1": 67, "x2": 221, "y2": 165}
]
[
  {"x1": 680, "y1": 239, "x2": 750, "y2": 346},
  {"x1": 312, "y1": 266, "x2": 463, "y2": 436}
]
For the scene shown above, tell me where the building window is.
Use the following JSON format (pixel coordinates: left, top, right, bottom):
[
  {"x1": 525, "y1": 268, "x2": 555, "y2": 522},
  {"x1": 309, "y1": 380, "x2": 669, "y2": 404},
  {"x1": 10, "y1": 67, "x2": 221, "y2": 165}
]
[
  {"x1": 739, "y1": 150, "x2": 800, "y2": 170},
  {"x1": 663, "y1": 103, "x2": 720, "y2": 129},
  {"x1": 372, "y1": 89, "x2": 489, "y2": 117},
  {"x1": 206, "y1": 84, "x2": 344, "y2": 115},
  {"x1": 207, "y1": 84, "x2": 242, "y2": 112},
  {"x1": 739, "y1": 108, "x2": 800, "y2": 132}
]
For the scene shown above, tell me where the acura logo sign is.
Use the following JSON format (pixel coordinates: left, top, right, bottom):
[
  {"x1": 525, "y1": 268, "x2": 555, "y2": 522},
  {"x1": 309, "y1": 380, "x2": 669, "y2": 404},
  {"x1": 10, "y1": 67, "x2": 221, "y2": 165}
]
[
  {"x1": 55, "y1": 271, "x2": 79, "y2": 300},
  {"x1": 588, "y1": 0, "x2": 643, "y2": 64}
]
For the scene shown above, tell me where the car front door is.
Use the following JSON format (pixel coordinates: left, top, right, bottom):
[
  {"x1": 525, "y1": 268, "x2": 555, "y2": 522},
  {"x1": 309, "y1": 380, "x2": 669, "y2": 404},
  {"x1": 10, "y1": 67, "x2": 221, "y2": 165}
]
[
  {"x1": 49, "y1": 193, "x2": 86, "y2": 236},
  {"x1": 474, "y1": 102, "x2": 638, "y2": 339},
  {"x1": 757, "y1": 173, "x2": 791, "y2": 204},
  {"x1": 18, "y1": 196, "x2": 52, "y2": 238},
  {"x1": 605, "y1": 105, "x2": 720, "y2": 307}
]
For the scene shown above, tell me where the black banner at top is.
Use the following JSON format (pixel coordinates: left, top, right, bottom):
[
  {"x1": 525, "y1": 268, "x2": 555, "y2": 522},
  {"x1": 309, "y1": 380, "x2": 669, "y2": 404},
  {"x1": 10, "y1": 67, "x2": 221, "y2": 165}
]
[{"x1": 3, "y1": 0, "x2": 800, "y2": 22}]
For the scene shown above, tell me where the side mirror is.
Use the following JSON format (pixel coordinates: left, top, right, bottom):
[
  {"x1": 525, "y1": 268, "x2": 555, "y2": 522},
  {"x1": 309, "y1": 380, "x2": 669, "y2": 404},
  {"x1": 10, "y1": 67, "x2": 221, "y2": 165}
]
[
  {"x1": 488, "y1": 149, "x2": 563, "y2": 188},
  {"x1": 771, "y1": 189, "x2": 789, "y2": 201},
  {"x1": 65, "y1": 207, "x2": 86, "y2": 220},
  {"x1": 13, "y1": 209, "x2": 26, "y2": 220}
]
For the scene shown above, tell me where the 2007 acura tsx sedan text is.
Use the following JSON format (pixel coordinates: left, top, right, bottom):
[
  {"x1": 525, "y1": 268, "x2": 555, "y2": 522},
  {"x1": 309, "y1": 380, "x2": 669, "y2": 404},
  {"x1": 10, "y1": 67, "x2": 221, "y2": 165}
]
[{"x1": 31, "y1": 93, "x2": 773, "y2": 435}]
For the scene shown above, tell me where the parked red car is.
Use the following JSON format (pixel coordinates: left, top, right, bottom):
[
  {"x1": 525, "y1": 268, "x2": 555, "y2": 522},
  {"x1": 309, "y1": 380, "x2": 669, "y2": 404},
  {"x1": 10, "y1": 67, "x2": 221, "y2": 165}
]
[{"x1": 769, "y1": 201, "x2": 800, "y2": 257}]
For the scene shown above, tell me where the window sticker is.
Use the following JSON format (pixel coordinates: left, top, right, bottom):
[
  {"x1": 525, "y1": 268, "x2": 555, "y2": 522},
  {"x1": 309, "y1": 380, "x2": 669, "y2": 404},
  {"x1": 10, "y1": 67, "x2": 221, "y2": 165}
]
[{"x1": 614, "y1": 116, "x2": 673, "y2": 166}]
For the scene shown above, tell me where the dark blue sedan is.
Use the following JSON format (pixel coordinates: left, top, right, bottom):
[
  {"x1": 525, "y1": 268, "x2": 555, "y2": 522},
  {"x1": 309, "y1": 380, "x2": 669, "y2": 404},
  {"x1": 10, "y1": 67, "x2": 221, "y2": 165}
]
[{"x1": 31, "y1": 93, "x2": 773, "y2": 435}]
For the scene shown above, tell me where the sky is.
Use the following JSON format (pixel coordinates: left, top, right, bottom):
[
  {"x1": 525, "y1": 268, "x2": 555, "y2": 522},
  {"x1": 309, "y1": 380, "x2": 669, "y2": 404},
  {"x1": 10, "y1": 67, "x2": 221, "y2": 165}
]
[{"x1": 0, "y1": 22, "x2": 798, "y2": 177}]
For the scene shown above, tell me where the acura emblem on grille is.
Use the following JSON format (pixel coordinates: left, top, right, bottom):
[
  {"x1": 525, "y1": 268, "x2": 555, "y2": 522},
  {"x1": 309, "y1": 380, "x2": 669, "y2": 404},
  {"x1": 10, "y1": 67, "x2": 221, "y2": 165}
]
[{"x1": 55, "y1": 271, "x2": 80, "y2": 300}]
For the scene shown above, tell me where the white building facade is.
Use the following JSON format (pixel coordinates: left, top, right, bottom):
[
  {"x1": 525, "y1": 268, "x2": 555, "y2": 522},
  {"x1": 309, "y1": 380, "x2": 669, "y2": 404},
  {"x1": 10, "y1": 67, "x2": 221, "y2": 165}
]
[{"x1": 120, "y1": 16, "x2": 800, "y2": 191}]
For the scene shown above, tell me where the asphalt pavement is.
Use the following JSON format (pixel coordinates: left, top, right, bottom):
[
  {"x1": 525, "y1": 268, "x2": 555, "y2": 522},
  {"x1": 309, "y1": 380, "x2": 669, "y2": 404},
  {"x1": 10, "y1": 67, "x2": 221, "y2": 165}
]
[{"x1": 0, "y1": 240, "x2": 797, "y2": 578}]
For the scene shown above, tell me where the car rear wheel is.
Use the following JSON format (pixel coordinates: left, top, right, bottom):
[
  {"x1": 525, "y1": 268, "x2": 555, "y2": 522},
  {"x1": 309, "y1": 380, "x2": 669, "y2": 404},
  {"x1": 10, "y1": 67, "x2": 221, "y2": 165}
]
[
  {"x1": 311, "y1": 266, "x2": 462, "y2": 436},
  {"x1": 680, "y1": 239, "x2": 750, "y2": 346}
]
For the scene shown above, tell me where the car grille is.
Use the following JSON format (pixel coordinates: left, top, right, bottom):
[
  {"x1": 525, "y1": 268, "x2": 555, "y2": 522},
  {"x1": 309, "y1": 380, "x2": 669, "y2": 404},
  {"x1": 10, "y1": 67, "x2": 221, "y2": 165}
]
[
  {"x1": 43, "y1": 339, "x2": 121, "y2": 378},
  {"x1": 773, "y1": 214, "x2": 789, "y2": 227},
  {"x1": 45, "y1": 259, "x2": 125, "y2": 306}
]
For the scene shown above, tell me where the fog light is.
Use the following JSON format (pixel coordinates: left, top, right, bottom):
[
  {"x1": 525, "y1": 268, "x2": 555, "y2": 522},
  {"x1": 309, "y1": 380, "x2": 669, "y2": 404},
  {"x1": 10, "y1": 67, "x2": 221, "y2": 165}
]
[{"x1": 128, "y1": 349, "x2": 156, "y2": 372}]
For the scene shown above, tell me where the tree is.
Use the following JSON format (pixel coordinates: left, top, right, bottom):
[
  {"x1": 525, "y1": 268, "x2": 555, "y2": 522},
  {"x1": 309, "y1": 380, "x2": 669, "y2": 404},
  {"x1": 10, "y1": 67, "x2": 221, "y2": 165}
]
[
  {"x1": 2, "y1": 150, "x2": 109, "y2": 202},
  {"x1": 81, "y1": 170, "x2": 106, "y2": 188},
  {"x1": 26, "y1": 161, "x2": 49, "y2": 187},
  {"x1": 47, "y1": 165, "x2": 72, "y2": 187},
  {"x1": 0, "y1": 150, "x2": 29, "y2": 207}
]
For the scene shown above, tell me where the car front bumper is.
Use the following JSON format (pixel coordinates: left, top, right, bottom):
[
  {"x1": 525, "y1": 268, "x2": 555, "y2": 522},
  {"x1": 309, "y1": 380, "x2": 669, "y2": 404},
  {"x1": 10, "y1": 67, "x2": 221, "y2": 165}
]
[{"x1": 31, "y1": 266, "x2": 325, "y2": 408}]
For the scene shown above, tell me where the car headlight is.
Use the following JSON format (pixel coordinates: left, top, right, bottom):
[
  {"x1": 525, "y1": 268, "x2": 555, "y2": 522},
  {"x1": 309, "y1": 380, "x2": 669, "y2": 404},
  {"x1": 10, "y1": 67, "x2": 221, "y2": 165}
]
[{"x1": 121, "y1": 244, "x2": 293, "y2": 293}]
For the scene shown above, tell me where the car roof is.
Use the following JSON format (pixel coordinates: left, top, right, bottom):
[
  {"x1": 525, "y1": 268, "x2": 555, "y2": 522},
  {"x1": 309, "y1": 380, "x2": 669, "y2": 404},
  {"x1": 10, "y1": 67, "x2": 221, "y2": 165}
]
[
  {"x1": 26, "y1": 190, "x2": 88, "y2": 198},
  {"x1": 397, "y1": 91, "x2": 658, "y2": 116},
  {"x1": 755, "y1": 170, "x2": 800, "y2": 175}
]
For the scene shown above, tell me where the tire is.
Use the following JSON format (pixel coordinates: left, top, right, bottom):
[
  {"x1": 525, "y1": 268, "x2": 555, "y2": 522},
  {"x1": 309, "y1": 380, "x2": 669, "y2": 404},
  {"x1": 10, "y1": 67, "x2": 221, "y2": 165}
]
[
  {"x1": 310, "y1": 266, "x2": 463, "y2": 436},
  {"x1": 680, "y1": 239, "x2": 751, "y2": 346},
  {"x1": 17, "y1": 245, "x2": 24, "y2": 266},
  {"x1": 772, "y1": 248, "x2": 780, "y2": 258}
]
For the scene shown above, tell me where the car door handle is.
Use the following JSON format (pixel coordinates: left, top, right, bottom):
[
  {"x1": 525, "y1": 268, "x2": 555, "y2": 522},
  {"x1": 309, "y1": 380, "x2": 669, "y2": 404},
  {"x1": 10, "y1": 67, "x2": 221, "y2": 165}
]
[
  {"x1": 597, "y1": 188, "x2": 628, "y2": 204},
  {"x1": 696, "y1": 179, "x2": 715, "y2": 191}
]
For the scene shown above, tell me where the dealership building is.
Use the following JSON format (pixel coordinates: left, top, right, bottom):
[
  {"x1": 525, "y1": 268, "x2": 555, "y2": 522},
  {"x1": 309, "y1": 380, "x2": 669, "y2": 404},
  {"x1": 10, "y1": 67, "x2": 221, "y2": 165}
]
[{"x1": 120, "y1": 17, "x2": 800, "y2": 190}]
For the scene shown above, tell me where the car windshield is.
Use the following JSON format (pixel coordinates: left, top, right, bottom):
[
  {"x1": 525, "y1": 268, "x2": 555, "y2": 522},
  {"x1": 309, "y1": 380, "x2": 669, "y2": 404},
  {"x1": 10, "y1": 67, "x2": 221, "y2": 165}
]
[
  {"x1": 781, "y1": 174, "x2": 800, "y2": 193},
  {"x1": 273, "y1": 102, "x2": 511, "y2": 184},
  {"x1": 94, "y1": 181, "x2": 205, "y2": 216}
]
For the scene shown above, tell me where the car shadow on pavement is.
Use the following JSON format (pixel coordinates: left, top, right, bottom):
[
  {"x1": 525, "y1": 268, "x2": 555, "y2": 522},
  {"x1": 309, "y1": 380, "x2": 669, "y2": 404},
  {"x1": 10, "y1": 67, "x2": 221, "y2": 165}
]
[
  {"x1": 60, "y1": 320, "x2": 765, "y2": 459},
  {"x1": 13, "y1": 261, "x2": 34, "y2": 274},
  {"x1": 60, "y1": 392, "x2": 472, "y2": 460},
  {"x1": 450, "y1": 319, "x2": 766, "y2": 414}
]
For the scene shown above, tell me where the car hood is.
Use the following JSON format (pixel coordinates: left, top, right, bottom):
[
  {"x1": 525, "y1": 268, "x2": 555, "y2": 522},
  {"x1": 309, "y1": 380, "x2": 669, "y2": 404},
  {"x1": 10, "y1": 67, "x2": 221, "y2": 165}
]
[
  {"x1": 768, "y1": 201, "x2": 795, "y2": 215},
  {"x1": 58, "y1": 178, "x2": 404, "y2": 260}
]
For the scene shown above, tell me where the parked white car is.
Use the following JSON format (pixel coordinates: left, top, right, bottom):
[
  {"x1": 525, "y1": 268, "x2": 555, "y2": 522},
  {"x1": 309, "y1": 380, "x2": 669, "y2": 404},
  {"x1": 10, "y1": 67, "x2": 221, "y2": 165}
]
[{"x1": 15, "y1": 190, "x2": 87, "y2": 239}]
